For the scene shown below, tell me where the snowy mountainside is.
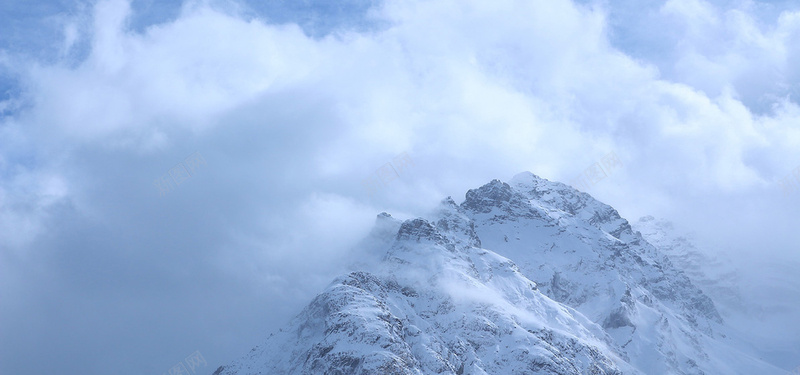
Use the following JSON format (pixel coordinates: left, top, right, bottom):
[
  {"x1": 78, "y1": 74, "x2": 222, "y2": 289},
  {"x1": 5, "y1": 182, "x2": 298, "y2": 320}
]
[
  {"x1": 632, "y1": 216, "x2": 744, "y2": 319},
  {"x1": 217, "y1": 214, "x2": 633, "y2": 375},
  {"x1": 455, "y1": 172, "x2": 783, "y2": 374},
  {"x1": 215, "y1": 172, "x2": 784, "y2": 375},
  {"x1": 634, "y1": 215, "x2": 800, "y2": 371}
]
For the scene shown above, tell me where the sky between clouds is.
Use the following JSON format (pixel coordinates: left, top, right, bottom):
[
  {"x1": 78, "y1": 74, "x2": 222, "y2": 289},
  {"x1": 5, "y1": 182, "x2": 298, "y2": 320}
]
[{"x1": 1, "y1": 0, "x2": 799, "y2": 374}]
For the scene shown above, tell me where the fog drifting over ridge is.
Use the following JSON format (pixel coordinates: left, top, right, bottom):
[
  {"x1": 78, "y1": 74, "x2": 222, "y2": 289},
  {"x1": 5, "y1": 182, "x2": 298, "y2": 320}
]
[{"x1": 1, "y1": 0, "x2": 799, "y2": 374}]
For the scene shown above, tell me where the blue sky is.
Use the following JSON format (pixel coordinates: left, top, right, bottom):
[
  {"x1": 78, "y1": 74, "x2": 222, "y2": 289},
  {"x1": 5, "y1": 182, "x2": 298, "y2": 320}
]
[{"x1": 1, "y1": 0, "x2": 800, "y2": 374}]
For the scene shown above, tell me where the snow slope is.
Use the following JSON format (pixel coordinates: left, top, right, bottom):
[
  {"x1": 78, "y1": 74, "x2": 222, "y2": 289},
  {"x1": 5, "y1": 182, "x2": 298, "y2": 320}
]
[
  {"x1": 634, "y1": 215, "x2": 800, "y2": 372},
  {"x1": 215, "y1": 172, "x2": 784, "y2": 375}
]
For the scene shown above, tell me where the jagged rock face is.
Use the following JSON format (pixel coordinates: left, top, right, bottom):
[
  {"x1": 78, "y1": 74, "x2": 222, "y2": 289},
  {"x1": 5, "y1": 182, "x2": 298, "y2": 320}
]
[
  {"x1": 216, "y1": 172, "x2": 785, "y2": 375},
  {"x1": 462, "y1": 180, "x2": 543, "y2": 221}
]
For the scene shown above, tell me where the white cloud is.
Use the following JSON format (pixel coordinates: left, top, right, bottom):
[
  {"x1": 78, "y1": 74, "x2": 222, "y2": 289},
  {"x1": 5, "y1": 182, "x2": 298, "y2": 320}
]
[{"x1": 1, "y1": 0, "x2": 800, "y2": 373}]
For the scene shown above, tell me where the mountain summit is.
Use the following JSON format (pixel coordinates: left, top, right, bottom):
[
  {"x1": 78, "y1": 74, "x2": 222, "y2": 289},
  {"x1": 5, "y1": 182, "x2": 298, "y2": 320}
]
[{"x1": 215, "y1": 173, "x2": 782, "y2": 375}]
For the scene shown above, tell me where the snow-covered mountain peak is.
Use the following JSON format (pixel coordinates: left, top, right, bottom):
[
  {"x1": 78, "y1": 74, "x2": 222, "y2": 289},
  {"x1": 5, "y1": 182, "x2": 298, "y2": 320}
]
[
  {"x1": 216, "y1": 174, "x2": 785, "y2": 375},
  {"x1": 460, "y1": 172, "x2": 635, "y2": 244},
  {"x1": 509, "y1": 171, "x2": 589, "y2": 213},
  {"x1": 461, "y1": 179, "x2": 531, "y2": 215},
  {"x1": 509, "y1": 171, "x2": 571, "y2": 195}
]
